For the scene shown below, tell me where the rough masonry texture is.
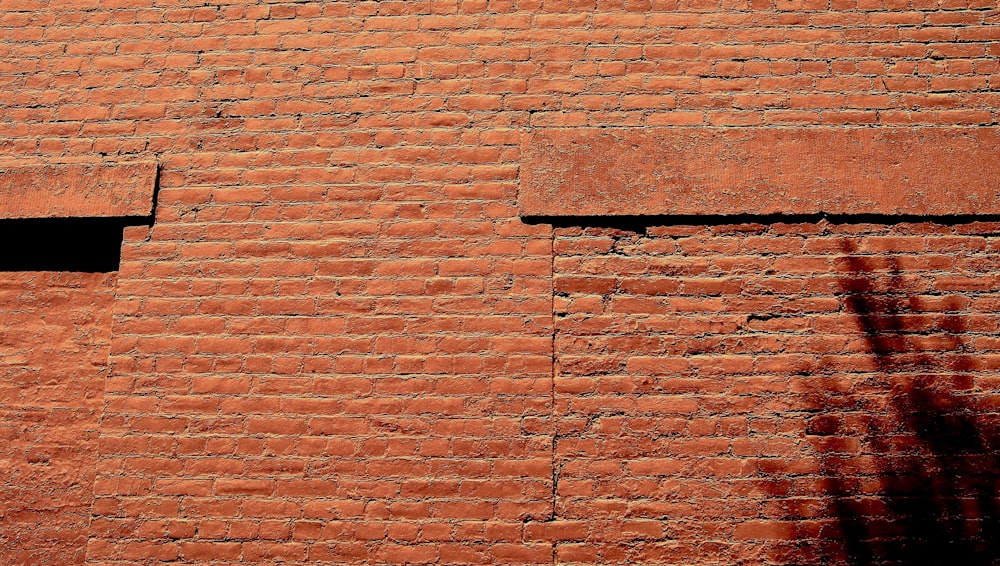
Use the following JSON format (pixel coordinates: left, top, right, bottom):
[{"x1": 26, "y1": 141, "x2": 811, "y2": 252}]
[
  {"x1": 0, "y1": 272, "x2": 116, "y2": 564},
  {"x1": 0, "y1": 162, "x2": 157, "y2": 219},
  {"x1": 0, "y1": 1, "x2": 999, "y2": 565},
  {"x1": 520, "y1": 127, "x2": 1000, "y2": 216}
]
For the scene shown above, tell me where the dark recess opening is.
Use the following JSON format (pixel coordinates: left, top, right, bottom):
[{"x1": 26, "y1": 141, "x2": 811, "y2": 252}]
[{"x1": 0, "y1": 217, "x2": 151, "y2": 272}]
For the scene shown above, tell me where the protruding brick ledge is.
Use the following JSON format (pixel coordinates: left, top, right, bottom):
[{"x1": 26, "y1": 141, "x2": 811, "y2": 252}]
[
  {"x1": 519, "y1": 128, "x2": 1000, "y2": 216},
  {"x1": 0, "y1": 161, "x2": 157, "y2": 219}
]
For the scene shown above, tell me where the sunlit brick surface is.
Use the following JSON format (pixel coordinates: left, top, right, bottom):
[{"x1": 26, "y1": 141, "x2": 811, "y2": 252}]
[
  {"x1": 0, "y1": 272, "x2": 116, "y2": 564},
  {"x1": 0, "y1": 1, "x2": 997, "y2": 564},
  {"x1": 553, "y1": 222, "x2": 1000, "y2": 564}
]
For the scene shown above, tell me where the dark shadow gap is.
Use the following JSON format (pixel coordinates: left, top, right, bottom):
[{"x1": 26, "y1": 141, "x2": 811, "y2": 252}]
[
  {"x1": 522, "y1": 214, "x2": 1000, "y2": 231},
  {"x1": 0, "y1": 216, "x2": 152, "y2": 272}
]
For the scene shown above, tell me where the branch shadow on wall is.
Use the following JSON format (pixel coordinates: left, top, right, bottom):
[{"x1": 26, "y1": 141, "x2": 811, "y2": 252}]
[{"x1": 808, "y1": 241, "x2": 1000, "y2": 565}]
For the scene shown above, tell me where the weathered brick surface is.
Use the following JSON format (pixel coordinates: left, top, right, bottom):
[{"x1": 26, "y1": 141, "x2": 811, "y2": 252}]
[
  {"x1": 0, "y1": 1, "x2": 997, "y2": 564},
  {"x1": 521, "y1": 128, "x2": 1000, "y2": 216},
  {"x1": 91, "y1": 213, "x2": 553, "y2": 563},
  {"x1": 553, "y1": 221, "x2": 1000, "y2": 564},
  {"x1": 0, "y1": 272, "x2": 116, "y2": 565},
  {"x1": 0, "y1": 162, "x2": 157, "y2": 219}
]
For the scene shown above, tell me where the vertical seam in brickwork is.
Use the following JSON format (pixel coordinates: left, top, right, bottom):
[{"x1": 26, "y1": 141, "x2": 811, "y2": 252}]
[{"x1": 549, "y1": 227, "x2": 558, "y2": 564}]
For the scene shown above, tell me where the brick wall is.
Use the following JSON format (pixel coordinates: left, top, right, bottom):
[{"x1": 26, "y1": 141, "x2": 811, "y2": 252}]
[
  {"x1": 553, "y1": 221, "x2": 1000, "y2": 564},
  {"x1": 0, "y1": 1, "x2": 998, "y2": 564},
  {"x1": 0, "y1": 272, "x2": 116, "y2": 564}
]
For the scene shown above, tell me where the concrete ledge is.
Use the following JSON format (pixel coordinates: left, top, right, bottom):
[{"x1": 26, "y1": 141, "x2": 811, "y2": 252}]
[
  {"x1": 519, "y1": 128, "x2": 1000, "y2": 216},
  {"x1": 0, "y1": 161, "x2": 157, "y2": 219}
]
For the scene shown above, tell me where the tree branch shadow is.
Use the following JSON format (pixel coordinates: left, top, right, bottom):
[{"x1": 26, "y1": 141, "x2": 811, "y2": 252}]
[{"x1": 809, "y1": 240, "x2": 1000, "y2": 565}]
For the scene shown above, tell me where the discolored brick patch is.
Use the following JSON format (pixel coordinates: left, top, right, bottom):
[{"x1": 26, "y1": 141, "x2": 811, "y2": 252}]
[{"x1": 521, "y1": 128, "x2": 1000, "y2": 216}]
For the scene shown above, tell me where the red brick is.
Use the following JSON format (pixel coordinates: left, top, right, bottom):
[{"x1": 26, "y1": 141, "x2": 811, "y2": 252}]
[{"x1": 2, "y1": 4, "x2": 997, "y2": 565}]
